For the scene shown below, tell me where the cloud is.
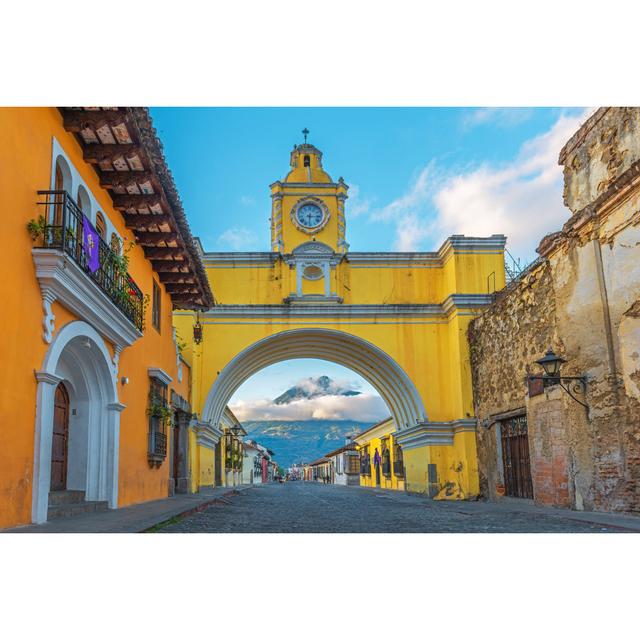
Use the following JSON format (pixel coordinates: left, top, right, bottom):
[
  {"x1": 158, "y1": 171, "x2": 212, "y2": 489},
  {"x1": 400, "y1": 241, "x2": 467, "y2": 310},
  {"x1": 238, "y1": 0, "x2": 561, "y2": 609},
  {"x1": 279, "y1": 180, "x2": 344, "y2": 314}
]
[
  {"x1": 369, "y1": 109, "x2": 592, "y2": 258},
  {"x1": 431, "y1": 110, "x2": 591, "y2": 259},
  {"x1": 230, "y1": 393, "x2": 387, "y2": 422},
  {"x1": 217, "y1": 226, "x2": 257, "y2": 250},
  {"x1": 462, "y1": 107, "x2": 534, "y2": 130},
  {"x1": 347, "y1": 184, "x2": 373, "y2": 219},
  {"x1": 370, "y1": 162, "x2": 438, "y2": 251},
  {"x1": 289, "y1": 376, "x2": 360, "y2": 397},
  {"x1": 240, "y1": 195, "x2": 255, "y2": 206}
]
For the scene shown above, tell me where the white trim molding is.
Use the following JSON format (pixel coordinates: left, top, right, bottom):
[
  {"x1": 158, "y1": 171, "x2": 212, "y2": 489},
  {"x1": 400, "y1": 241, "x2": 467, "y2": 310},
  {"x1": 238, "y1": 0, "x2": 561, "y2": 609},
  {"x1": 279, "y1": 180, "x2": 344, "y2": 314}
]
[
  {"x1": 394, "y1": 419, "x2": 477, "y2": 450},
  {"x1": 148, "y1": 367, "x2": 173, "y2": 386},
  {"x1": 185, "y1": 296, "x2": 493, "y2": 320},
  {"x1": 191, "y1": 420, "x2": 223, "y2": 450},
  {"x1": 32, "y1": 248, "x2": 142, "y2": 347}
]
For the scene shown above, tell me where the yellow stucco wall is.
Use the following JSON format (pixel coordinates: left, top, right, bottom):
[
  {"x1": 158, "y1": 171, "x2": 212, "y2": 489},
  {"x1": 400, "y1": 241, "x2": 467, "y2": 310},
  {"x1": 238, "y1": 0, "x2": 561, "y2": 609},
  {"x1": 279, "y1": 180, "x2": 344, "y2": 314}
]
[
  {"x1": 174, "y1": 140, "x2": 505, "y2": 500},
  {"x1": 355, "y1": 420, "x2": 405, "y2": 491}
]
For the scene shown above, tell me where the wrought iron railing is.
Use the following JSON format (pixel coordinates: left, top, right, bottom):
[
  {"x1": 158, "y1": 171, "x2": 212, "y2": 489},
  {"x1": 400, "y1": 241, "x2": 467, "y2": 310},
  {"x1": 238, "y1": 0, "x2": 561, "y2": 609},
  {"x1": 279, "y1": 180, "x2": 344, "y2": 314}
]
[
  {"x1": 148, "y1": 429, "x2": 167, "y2": 460},
  {"x1": 35, "y1": 191, "x2": 144, "y2": 331},
  {"x1": 393, "y1": 460, "x2": 404, "y2": 477}
]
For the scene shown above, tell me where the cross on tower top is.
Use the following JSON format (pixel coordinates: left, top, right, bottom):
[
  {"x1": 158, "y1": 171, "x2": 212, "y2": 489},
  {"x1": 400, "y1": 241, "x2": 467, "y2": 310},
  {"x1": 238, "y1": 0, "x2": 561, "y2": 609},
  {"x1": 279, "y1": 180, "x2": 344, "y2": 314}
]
[{"x1": 302, "y1": 127, "x2": 309, "y2": 143}]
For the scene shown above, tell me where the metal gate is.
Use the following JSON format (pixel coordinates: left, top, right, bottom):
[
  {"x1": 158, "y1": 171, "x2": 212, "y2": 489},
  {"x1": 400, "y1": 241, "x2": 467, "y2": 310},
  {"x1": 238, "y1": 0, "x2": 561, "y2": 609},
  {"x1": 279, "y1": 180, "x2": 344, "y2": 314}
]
[{"x1": 500, "y1": 414, "x2": 533, "y2": 499}]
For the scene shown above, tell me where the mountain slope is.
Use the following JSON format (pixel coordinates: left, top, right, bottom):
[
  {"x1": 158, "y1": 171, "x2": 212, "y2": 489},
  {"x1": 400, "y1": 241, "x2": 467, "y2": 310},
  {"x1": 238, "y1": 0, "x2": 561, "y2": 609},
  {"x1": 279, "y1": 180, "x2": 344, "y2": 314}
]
[{"x1": 243, "y1": 420, "x2": 374, "y2": 468}]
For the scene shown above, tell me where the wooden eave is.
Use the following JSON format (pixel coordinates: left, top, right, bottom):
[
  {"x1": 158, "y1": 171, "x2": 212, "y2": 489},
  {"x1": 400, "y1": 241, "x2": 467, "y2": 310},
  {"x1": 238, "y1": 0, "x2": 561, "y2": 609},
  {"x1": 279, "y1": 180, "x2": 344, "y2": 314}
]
[{"x1": 60, "y1": 107, "x2": 214, "y2": 310}]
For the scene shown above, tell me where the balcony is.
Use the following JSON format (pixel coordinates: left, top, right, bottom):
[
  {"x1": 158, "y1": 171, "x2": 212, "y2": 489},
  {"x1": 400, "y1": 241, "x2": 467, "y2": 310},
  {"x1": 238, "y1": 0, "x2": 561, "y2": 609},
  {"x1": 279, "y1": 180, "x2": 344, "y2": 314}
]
[{"x1": 31, "y1": 191, "x2": 144, "y2": 346}]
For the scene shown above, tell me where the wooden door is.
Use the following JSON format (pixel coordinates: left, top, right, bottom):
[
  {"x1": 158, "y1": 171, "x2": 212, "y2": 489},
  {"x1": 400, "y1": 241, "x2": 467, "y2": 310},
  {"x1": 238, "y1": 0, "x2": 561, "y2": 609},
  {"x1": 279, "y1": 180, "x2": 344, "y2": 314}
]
[
  {"x1": 501, "y1": 415, "x2": 533, "y2": 499},
  {"x1": 214, "y1": 440, "x2": 223, "y2": 486},
  {"x1": 50, "y1": 383, "x2": 69, "y2": 491},
  {"x1": 172, "y1": 412, "x2": 180, "y2": 487}
]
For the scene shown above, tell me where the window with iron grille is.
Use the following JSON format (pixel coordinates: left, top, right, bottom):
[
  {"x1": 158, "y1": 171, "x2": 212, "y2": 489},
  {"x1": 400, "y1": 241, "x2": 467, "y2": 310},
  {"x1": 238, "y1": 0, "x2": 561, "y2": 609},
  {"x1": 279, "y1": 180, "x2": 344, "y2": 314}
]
[
  {"x1": 360, "y1": 446, "x2": 371, "y2": 475},
  {"x1": 393, "y1": 439, "x2": 404, "y2": 477},
  {"x1": 147, "y1": 377, "x2": 169, "y2": 465},
  {"x1": 381, "y1": 438, "x2": 391, "y2": 477}
]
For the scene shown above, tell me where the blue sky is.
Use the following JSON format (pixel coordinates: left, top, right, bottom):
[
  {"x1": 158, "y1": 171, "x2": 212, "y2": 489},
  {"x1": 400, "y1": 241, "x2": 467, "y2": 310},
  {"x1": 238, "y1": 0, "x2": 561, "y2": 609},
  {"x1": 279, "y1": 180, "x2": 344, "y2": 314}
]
[{"x1": 151, "y1": 106, "x2": 587, "y2": 263}]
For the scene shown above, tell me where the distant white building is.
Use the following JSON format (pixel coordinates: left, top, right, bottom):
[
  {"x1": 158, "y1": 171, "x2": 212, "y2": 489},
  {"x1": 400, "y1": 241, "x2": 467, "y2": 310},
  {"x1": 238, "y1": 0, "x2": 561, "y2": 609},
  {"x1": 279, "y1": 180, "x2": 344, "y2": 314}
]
[
  {"x1": 325, "y1": 442, "x2": 360, "y2": 486},
  {"x1": 241, "y1": 439, "x2": 274, "y2": 484}
]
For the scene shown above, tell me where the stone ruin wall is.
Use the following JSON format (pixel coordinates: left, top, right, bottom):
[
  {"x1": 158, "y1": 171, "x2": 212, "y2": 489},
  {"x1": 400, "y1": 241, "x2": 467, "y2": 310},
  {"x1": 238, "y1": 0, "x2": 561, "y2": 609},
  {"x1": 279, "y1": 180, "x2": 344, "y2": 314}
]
[{"x1": 469, "y1": 107, "x2": 640, "y2": 513}]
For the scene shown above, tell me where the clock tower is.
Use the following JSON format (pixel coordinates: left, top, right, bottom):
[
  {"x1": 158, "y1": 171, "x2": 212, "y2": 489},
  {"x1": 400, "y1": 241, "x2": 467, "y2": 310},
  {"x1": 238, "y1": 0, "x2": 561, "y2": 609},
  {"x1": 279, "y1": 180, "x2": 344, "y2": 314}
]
[{"x1": 270, "y1": 133, "x2": 349, "y2": 255}]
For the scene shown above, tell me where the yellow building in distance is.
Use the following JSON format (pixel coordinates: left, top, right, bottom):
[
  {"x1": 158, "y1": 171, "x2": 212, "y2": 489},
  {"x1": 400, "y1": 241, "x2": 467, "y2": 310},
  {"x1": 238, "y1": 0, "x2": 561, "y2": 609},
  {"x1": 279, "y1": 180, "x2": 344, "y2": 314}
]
[
  {"x1": 175, "y1": 137, "x2": 507, "y2": 499},
  {"x1": 353, "y1": 418, "x2": 405, "y2": 492}
]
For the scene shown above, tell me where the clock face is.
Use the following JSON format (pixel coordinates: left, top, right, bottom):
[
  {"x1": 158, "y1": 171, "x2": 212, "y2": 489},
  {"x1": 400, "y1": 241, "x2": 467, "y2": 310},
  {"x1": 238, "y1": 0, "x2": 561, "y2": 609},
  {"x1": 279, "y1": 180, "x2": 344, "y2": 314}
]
[{"x1": 296, "y1": 203, "x2": 324, "y2": 229}]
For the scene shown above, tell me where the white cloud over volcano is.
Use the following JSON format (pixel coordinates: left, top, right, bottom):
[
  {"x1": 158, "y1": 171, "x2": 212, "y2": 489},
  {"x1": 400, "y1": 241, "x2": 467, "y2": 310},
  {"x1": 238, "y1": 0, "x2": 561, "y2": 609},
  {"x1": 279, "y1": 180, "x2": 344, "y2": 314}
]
[{"x1": 229, "y1": 392, "x2": 387, "y2": 422}]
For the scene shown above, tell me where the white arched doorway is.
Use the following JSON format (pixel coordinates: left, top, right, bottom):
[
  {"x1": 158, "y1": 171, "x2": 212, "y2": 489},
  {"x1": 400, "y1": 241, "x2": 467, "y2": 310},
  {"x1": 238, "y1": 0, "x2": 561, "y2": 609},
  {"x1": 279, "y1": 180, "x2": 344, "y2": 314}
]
[
  {"x1": 201, "y1": 328, "x2": 427, "y2": 432},
  {"x1": 32, "y1": 321, "x2": 124, "y2": 523}
]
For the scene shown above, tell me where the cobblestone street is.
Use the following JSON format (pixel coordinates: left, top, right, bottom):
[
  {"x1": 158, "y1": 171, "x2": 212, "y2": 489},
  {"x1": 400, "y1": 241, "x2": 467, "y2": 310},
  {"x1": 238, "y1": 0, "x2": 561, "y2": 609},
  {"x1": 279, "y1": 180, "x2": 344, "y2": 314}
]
[{"x1": 157, "y1": 482, "x2": 638, "y2": 533}]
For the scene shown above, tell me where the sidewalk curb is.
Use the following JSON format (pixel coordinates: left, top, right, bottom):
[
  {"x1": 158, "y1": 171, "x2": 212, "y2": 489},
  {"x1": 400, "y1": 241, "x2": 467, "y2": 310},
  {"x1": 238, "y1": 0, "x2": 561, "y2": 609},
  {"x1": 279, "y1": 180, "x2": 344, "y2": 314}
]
[{"x1": 142, "y1": 485, "x2": 253, "y2": 532}]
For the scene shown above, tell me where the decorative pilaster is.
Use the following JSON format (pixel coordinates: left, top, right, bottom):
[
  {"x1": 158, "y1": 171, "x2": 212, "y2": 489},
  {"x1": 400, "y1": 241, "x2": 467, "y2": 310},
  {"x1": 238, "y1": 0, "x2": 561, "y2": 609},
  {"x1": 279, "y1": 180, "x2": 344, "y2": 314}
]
[
  {"x1": 41, "y1": 289, "x2": 56, "y2": 343},
  {"x1": 32, "y1": 370, "x2": 64, "y2": 523},
  {"x1": 337, "y1": 192, "x2": 349, "y2": 253},
  {"x1": 111, "y1": 344, "x2": 123, "y2": 380},
  {"x1": 271, "y1": 194, "x2": 284, "y2": 253}
]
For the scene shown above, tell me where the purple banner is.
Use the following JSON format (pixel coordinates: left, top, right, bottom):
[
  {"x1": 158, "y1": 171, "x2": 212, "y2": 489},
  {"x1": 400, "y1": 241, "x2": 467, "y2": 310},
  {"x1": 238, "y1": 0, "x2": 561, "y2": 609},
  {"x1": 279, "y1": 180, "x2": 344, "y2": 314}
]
[{"x1": 82, "y1": 214, "x2": 100, "y2": 273}]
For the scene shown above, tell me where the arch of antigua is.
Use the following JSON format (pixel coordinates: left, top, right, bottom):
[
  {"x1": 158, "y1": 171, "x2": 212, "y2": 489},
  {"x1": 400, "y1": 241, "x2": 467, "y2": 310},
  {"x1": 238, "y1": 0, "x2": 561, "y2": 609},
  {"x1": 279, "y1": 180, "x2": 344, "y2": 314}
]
[{"x1": 175, "y1": 138, "x2": 507, "y2": 497}]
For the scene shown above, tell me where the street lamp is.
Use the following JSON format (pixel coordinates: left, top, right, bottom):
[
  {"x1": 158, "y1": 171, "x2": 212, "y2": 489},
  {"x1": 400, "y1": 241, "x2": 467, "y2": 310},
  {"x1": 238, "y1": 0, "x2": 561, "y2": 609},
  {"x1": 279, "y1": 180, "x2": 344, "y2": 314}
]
[
  {"x1": 535, "y1": 348, "x2": 567, "y2": 379},
  {"x1": 193, "y1": 311, "x2": 203, "y2": 345},
  {"x1": 529, "y1": 348, "x2": 588, "y2": 409}
]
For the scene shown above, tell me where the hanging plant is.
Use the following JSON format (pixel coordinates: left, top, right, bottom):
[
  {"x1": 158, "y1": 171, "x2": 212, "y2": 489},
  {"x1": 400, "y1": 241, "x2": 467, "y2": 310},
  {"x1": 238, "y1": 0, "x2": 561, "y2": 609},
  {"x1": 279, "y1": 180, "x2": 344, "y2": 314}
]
[
  {"x1": 146, "y1": 392, "x2": 172, "y2": 424},
  {"x1": 26, "y1": 215, "x2": 48, "y2": 241}
]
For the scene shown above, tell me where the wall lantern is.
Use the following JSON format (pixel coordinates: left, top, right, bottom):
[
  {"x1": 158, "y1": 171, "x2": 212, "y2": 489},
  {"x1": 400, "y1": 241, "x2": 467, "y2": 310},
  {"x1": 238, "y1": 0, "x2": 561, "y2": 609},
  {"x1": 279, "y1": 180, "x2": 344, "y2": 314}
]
[
  {"x1": 193, "y1": 311, "x2": 203, "y2": 345},
  {"x1": 535, "y1": 349, "x2": 566, "y2": 378},
  {"x1": 529, "y1": 348, "x2": 588, "y2": 409}
]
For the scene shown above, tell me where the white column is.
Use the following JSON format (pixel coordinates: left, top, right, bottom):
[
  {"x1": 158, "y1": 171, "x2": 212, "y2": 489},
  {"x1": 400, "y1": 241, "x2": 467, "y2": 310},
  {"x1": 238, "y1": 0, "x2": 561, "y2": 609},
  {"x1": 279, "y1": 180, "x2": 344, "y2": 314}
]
[
  {"x1": 296, "y1": 263, "x2": 303, "y2": 297},
  {"x1": 106, "y1": 402, "x2": 126, "y2": 509},
  {"x1": 32, "y1": 371, "x2": 64, "y2": 523},
  {"x1": 323, "y1": 263, "x2": 331, "y2": 297}
]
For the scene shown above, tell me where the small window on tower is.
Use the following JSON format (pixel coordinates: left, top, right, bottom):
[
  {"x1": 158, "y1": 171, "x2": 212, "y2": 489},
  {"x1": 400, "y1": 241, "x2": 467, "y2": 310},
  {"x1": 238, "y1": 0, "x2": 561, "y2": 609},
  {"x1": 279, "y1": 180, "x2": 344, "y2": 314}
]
[{"x1": 303, "y1": 155, "x2": 310, "y2": 167}]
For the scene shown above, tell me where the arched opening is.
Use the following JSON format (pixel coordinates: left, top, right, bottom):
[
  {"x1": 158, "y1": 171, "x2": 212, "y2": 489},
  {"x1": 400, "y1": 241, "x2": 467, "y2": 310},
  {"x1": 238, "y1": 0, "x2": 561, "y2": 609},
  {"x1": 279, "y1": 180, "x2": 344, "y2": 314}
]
[
  {"x1": 202, "y1": 329, "x2": 427, "y2": 436},
  {"x1": 228, "y1": 359, "x2": 387, "y2": 474},
  {"x1": 95, "y1": 212, "x2": 106, "y2": 241},
  {"x1": 52, "y1": 155, "x2": 72, "y2": 225},
  {"x1": 76, "y1": 185, "x2": 91, "y2": 216},
  {"x1": 303, "y1": 154, "x2": 311, "y2": 167},
  {"x1": 32, "y1": 321, "x2": 122, "y2": 523}
]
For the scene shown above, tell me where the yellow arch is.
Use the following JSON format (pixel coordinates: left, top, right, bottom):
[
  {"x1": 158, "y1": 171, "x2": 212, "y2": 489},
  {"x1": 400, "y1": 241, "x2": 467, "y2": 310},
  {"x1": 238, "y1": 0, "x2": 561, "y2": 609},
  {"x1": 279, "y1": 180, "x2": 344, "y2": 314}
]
[{"x1": 201, "y1": 328, "x2": 427, "y2": 431}]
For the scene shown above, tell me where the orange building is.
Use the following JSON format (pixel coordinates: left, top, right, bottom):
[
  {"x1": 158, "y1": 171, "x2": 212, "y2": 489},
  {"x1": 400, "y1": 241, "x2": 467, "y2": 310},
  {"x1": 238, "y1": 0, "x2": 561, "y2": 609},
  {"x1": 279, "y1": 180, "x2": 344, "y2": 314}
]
[{"x1": 0, "y1": 107, "x2": 213, "y2": 528}]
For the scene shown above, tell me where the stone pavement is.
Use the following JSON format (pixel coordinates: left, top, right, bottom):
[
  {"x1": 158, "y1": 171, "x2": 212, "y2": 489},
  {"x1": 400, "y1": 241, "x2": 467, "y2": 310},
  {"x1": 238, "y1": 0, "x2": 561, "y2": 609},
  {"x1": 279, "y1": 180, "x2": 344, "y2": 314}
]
[
  {"x1": 157, "y1": 482, "x2": 640, "y2": 533},
  {"x1": 3, "y1": 485, "x2": 253, "y2": 533}
]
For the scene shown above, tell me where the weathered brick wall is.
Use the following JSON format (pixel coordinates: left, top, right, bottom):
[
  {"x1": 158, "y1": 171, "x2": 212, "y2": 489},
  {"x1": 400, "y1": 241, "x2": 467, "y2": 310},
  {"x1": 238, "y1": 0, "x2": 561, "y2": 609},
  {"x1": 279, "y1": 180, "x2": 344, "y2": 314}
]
[
  {"x1": 527, "y1": 389, "x2": 573, "y2": 508},
  {"x1": 468, "y1": 261, "x2": 558, "y2": 501}
]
